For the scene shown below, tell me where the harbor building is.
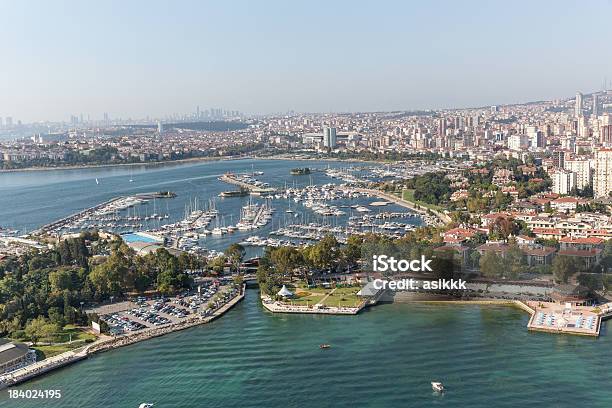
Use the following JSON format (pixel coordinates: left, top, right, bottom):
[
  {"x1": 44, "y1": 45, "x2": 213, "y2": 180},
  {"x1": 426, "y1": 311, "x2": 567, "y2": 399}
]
[{"x1": 0, "y1": 339, "x2": 36, "y2": 374}]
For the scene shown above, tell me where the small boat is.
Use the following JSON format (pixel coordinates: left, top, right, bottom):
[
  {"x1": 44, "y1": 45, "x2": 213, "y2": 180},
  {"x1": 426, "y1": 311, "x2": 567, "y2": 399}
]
[
  {"x1": 138, "y1": 404, "x2": 154, "y2": 408},
  {"x1": 319, "y1": 344, "x2": 331, "y2": 349},
  {"x1": 431, "y1": 382, "x2": 444, "y2": 393}
]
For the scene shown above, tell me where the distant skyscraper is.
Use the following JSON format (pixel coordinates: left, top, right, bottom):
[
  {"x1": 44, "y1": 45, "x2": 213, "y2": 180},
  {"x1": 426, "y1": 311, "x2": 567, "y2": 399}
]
[
  {"x1": 593, "y1": 94, "x2": 600, "y2": 116},
  {"x1": 5, "y1": 117, "x2": 13, "y2": 127},
  {"x1": 157, "y1": 121, "x2": 164, "y2": 133},
  {"x1": 0, "y1": 117, "x2": 3, "y2": 127},
  {"x1": 323, "y1": 126, "x2": 337, "y2": 148},
  {"x1": 437, "y1": 118, "x2": 447, "y2": 137},
  {"x1": 575, "y1": 92, "x2": 583, "y2": 117}
]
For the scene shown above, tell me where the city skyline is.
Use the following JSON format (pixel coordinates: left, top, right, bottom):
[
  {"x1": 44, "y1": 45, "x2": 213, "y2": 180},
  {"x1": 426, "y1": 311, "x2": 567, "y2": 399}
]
[{"x1": 2, "y1": 0, "x2": 612, "y2": 122}]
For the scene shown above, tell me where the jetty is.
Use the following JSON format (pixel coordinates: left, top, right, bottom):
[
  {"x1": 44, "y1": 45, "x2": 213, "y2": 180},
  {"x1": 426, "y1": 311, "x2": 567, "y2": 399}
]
[{"x1": 218, "y1": 173, "x2": 276, "y2": 194}]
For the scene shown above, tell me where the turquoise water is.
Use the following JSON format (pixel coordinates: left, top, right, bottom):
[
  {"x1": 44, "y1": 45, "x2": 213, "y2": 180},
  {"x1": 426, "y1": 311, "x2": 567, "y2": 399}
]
[{"x1": 1, "y1": 290, "x2": 610, "y2": 408}]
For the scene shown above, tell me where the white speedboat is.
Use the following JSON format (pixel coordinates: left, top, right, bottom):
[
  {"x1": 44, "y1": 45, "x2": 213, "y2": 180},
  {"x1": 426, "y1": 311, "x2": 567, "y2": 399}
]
[
  {"x1": 138, "y1": 404, "x2": 154, "y2": 408},
  {"x1": 431, "y1": 382, "x2": 444, "y2": 393}
]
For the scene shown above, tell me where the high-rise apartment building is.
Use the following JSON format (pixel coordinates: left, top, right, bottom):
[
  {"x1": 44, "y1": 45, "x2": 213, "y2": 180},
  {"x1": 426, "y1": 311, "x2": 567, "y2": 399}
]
[
  {"x1": 552, "y1": 169, "x2": 577, "y2": 195},
  {"x1": 575, "y1": 91, "x2": 583, "y2": 117},
  {"x1": 323, "y1": 127, "x2": 337, "y2": 148},
  {"x1": 564, "y1": 158, "x2": 592, "y2": 190},
  {"x1": 594, "y1": 149, "x2": 612, "y2": 198}
]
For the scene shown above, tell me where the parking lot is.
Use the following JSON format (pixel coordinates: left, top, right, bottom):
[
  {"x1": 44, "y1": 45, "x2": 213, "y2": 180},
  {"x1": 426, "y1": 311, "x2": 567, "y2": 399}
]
[{"x1": 93, "y1": 278, "x2": 239, "y2": 335}]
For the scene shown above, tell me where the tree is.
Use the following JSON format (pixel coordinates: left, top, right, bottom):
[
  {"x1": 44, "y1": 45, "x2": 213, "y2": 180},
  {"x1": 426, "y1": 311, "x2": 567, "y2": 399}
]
[
  {"x1": 25, "y1": 317, "x2": 59, "y2": 345},
  {"x1": 209, "y1": 256, "x2": 227, "y2": 275},
  {"x1": 479, "y1": 251, "x2": 504, "y2": 278},
  {"x1": 342, "y1": 235, "x2": 363, "y2": 270},
  {"x1": 489, "y1": 217, "x2": 519, "y2": 240},
  {"x1": 302, "y1": 235, "x2": 338, "y2": 271},
  {"x1": 505, "y1": 244, "x2": 524, "y2": 279},
  {"x1": 552, "y1": 255, "x2": 576, "y2": 283},
  {"x1": 270, "y1": 246, "x2": 302, "y2": 275},
  {"x1": 48, "y1": 307, "x2": 65, "y2": 327},
  {"x1": 49, "y1": 269, "x2": 73, "y2": 292},
  {"x1": 225, "y1": 244, "x2": 245, "y2": 274}
]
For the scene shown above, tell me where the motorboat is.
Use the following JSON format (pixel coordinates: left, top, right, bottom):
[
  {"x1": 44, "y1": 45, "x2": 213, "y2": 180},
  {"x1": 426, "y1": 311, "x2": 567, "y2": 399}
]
[{"x1": 431, "y1": 382, "x2": 444, "y2": 393}]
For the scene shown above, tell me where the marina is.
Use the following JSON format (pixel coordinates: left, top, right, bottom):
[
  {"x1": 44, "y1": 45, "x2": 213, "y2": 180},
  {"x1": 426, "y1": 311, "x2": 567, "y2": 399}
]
[{"x1": 7, "y1": 159, "x2": 427, "y2": 258}]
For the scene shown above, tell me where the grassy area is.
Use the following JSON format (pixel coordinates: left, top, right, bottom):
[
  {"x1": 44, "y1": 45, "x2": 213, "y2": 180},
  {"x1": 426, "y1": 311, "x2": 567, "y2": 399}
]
[
  {"x1": 280, "y1": 284, "x2": 363, "y2": 308},
  {"x1": 286, "y1": 284, "x2": 327, "y2": 306},
  {"x1": 34, "y1": 343, "x2": 82, "y2": 359},
  {"x1": 17, "y1": 325, "x2": 98, "y2": 360},
  {"x1": 320, "y1": 287, "x2": 362, "y2": 308},
  {"x1": 55, "y1": 325, "x2": 97, "y2": 343},
  {"x1": 402, "y1": 189, "x2": 443, "y2": 212}
]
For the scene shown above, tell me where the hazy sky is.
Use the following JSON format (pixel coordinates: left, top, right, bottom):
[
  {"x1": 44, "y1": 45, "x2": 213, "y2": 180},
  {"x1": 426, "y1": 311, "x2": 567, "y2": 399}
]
[{"x1": 1, "y1": 0, "x2": 612, "y2": 122}]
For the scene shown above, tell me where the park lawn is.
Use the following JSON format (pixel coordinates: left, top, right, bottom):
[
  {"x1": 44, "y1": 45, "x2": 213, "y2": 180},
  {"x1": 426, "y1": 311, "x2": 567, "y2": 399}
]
[
  {"x1": 26, "y1": 325, "x2": 97, "y2": 360},
  {"x1": 55, "y1": 325, "x2": 97, "y2": 343},
  {"x1": 321, "y1": 287, "x2": 362, "y2": 308},
  {"x1": 289, "y1": 290, "x2": 326, "y2": 306},
  {"x1": 402, "y1": 189, "x2": 443, "y2": 212},
  {"x1": 34, "y1": 342, "x2": 82, "y2": 359},
  {"x1": 283, "y1": 284, "x2": 328, "y2": 305}
]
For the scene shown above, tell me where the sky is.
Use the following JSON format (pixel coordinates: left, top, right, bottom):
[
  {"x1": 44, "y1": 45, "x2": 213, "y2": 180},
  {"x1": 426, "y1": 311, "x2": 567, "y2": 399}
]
[{"x1": 1, "y1": 0, "x2": 612, "y2": 122}]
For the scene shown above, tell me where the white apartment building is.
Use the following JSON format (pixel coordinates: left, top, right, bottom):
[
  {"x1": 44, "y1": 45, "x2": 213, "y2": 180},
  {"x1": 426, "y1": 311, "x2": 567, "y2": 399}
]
[
  {"x1": 594, "y1": 149, "x2": 612, "y2": 198},
  {"x1": 564, "y1": 158, "x2": 592, "y2": 190},
  {"x1": 552, "y1": 169, "x2": 576, "y2": 195},
  {"x1": 508, "y1": 134, "x2": 529, "y2": 151}
]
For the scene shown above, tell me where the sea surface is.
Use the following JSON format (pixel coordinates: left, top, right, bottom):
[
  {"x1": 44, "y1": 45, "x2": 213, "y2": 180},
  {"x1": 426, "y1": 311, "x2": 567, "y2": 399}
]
[
  {"x1": 1, "y1": 160, "x2": 611, "y2": 407},
  {"x1": 1, "y1": 290, "x2": 611, "y2": 408}
]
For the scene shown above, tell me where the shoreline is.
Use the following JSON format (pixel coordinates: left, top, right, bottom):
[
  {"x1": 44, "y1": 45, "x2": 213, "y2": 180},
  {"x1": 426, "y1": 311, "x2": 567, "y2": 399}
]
[
  {"x1": 0, "y1": 153, "x2": 411, "y2": 174},
  {"x1": 0, "y1": 155, "x2": 245, "y2": 173}
]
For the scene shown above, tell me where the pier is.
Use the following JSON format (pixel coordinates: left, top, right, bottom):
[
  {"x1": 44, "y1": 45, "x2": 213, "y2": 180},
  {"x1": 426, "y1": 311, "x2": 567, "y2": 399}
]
[
  {"x1": 219, "y1": 173, "x2": 276, "y2": 194},
  {"x1": 31, "y1": 196, "x2": 123, "y2": 236}
]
